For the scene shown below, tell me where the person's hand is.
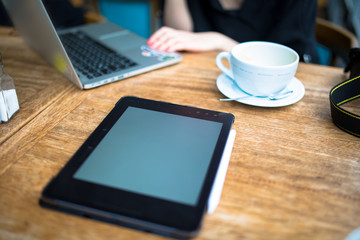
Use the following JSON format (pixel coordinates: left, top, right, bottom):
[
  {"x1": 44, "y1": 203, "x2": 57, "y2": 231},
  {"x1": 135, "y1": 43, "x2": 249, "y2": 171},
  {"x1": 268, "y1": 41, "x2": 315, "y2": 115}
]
[{"x1": 147, "y1": 26, "x2": 238, "y2": 52}]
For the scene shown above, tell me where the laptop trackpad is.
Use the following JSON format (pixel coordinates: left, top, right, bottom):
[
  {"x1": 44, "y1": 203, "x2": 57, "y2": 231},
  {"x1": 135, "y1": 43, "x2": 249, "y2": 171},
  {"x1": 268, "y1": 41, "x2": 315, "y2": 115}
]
[{"x1": 100, "y1": 31, "x2": 146, "y2": 52}]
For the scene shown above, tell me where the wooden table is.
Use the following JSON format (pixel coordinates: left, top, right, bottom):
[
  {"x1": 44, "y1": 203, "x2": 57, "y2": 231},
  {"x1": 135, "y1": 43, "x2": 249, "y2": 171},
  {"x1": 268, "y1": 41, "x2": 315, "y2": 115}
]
[{"x1": 1, "y1": 26, "x2": 359, "y2": 240}]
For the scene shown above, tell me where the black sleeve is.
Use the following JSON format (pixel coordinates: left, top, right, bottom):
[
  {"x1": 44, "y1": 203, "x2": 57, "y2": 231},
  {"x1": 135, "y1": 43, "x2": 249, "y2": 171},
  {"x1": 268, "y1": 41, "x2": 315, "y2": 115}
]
[{"x1": 186, "y1": 0, "x2": 319, "y2": 63}]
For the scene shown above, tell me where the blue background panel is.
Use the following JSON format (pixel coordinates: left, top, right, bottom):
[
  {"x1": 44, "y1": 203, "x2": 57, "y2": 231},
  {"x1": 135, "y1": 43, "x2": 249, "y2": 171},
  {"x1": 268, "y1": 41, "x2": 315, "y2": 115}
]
[{"x1": 99, "y1": 0, "x2": 151, "y2": 38}]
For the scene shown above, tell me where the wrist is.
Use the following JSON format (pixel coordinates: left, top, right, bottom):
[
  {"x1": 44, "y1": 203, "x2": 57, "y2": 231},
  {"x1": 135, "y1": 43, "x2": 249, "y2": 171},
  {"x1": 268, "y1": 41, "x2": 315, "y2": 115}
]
[{"x1": 211, "y1": 32, "x2": 238, "y2": 51}]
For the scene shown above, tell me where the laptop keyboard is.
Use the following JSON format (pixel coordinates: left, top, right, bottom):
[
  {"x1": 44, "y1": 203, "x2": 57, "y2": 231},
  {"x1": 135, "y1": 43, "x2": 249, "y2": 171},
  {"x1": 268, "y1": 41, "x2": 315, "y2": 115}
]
[{"x1": 59, "y1": 31, "x2": 138, "y2": 80}]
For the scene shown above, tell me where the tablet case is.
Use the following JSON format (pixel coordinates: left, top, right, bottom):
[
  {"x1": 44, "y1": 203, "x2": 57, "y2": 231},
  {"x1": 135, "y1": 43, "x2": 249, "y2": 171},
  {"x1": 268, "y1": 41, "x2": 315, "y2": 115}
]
[{"x1": 207, "y1": 129, "x2": 236, "y2": 214}]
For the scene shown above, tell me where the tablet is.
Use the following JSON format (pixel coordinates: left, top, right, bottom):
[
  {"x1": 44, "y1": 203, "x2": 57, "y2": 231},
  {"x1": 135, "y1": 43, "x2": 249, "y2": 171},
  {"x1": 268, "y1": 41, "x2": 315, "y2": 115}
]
[{"x1": 40, "y1": 96, "x2": 234, "y2": 238}]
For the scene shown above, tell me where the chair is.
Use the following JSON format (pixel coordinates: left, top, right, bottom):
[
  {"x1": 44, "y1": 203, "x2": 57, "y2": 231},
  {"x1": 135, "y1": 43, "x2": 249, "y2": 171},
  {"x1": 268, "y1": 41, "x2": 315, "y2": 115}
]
[{"x1": 315, "y1": 17, "x2": 360, "y2": 66}]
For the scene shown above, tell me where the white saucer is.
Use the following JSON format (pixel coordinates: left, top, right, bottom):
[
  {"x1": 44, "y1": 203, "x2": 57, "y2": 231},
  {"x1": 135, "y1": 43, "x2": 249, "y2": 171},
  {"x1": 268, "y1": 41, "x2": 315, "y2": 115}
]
[{"x1": 216, "y1": 74, "x2": 305, "y2": 107}]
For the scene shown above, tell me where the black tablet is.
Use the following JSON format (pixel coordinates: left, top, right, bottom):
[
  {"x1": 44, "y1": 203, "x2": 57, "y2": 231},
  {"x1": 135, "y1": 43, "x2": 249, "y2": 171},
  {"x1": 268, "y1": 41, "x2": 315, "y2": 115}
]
[{"x1": 40, "y1": 96, "x2": 234, "y2": 238}]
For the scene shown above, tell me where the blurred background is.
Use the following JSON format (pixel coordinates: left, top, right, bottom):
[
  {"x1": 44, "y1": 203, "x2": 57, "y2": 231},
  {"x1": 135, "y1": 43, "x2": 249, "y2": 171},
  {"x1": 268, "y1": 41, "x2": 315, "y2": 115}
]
[{"x1": 1, "y1": 0, "x2": 359, "y2": 67}]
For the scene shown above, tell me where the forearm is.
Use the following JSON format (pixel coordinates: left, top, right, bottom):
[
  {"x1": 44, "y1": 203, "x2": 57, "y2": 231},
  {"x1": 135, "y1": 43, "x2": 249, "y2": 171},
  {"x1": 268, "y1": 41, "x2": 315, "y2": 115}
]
[
  {"x1": 148, "y1": 28, "x2": 239, "y2": 52},
  {"x1": 163, "y1": 0, "x2": 193, "y2": 31},
  {"x1": 207, "y1": 32, "x2": 239, "y2": 51}
]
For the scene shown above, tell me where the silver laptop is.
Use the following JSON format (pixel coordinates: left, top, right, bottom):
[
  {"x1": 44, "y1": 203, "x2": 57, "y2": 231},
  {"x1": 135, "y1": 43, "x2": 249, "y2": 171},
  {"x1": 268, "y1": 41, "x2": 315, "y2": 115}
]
[{"x1": 2, "y1": 0, "x2": 182, "y2": 89}]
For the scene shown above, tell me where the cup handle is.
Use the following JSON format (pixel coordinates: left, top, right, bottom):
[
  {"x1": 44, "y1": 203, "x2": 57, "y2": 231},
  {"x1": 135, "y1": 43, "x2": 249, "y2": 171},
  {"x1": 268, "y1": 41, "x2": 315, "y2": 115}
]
[{"x1": 216, "y1": 52, "x2": 233, "y2": 79}]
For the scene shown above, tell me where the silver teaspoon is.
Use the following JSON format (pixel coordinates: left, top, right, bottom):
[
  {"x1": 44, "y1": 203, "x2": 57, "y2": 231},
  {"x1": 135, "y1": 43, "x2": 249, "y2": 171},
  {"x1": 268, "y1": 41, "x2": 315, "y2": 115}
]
[{"x1": 219, "y1": 90, "x2": 293, "y2": 101}]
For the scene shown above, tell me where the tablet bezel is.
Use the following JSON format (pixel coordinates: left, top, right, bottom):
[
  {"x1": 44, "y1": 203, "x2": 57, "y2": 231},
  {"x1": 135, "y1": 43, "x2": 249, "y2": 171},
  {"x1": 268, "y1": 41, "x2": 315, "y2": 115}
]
[{"x1": 40, "y1": 96, "x2": 234, "y2": 238}]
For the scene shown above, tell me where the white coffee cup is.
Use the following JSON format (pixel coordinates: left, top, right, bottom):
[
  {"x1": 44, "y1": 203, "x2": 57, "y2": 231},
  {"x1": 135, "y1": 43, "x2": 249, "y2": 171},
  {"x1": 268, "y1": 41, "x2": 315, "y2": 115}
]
[{"x1": 216, "y1": 41, "x2": 299, "y2": 96}]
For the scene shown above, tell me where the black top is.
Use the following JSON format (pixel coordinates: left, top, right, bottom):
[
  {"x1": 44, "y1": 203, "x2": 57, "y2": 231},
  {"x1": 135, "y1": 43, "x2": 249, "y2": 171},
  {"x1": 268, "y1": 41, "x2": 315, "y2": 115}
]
[{"x1": 186, "y1": 0, "x2": 319, "y2": 63}]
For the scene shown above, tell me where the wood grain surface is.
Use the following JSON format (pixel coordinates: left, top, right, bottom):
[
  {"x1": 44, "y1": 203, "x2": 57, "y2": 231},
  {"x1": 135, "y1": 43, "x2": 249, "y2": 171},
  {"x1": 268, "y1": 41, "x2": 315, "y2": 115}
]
[{"x1": 0, "y1": 26, "x2": 359, "y2": 240}]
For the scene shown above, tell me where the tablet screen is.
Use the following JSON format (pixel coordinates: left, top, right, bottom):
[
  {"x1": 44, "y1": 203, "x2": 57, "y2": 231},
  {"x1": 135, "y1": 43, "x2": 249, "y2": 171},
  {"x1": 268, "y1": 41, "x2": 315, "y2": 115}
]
[{"x1": 74, "y1": 106, "x2": 223, "y2": 206}]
